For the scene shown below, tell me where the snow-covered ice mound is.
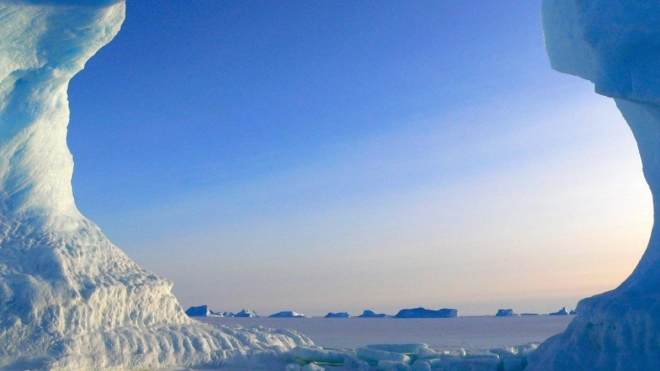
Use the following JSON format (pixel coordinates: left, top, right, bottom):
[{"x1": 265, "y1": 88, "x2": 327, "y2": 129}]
[
  {"x1": 528, "y1": 1, "x2": 660, "y2": 370},
  {"x1": 0, "y1": 1, "x2": 311, "y2": 370}
]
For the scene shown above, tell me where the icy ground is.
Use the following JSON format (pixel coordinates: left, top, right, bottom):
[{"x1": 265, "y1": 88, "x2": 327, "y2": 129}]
[
  {"x1": 159, "y1": 316, "x2": 572, "y2": 371},
  {"x1": 200, "y1": 316, "x2": 573, "y2": 349},
  {"x1": 161, "y1": 340, "x2": 538, "y2": 371}
]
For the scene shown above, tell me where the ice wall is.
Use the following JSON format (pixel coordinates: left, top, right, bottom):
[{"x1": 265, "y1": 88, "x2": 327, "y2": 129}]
[
  {"x1": 527, "y1": 1, "x2": 660, "y2": 370},
  {"x1": 0, "y1": 2, "x2": 311, "y2": 370}
]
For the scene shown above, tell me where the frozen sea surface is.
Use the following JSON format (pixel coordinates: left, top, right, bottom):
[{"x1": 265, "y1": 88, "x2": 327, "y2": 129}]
[{"x1": 198, "y1": 316, "x2": 572, "y2": 350}]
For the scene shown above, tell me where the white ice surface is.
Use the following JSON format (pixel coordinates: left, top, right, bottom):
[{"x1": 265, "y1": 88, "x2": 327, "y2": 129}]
[{"x1": 0, "y1": 2, "x2": 311, "y2": 370}]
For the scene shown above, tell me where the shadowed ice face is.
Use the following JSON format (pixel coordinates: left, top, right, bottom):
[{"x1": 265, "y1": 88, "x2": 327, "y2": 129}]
[
  {"x1": 0, "y1": 1, "x2": 125, "y2": 230},
  {"x1": 542, "y1": 0, "x2": 660, "y2": 104}
]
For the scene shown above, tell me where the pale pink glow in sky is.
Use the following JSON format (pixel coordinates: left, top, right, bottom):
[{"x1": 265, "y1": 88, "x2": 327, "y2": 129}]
[{"x1": 116, "y1": 89, "x2": 650, "y2": 316}]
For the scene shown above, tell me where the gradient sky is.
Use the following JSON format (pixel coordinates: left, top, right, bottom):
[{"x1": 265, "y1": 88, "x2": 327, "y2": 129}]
[{"x1": 65, "y1": 0, "x2": 652, "y2": 316}]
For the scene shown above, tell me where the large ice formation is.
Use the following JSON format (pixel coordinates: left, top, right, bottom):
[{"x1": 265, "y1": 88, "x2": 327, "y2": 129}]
[
  {"x1": 0, "y1": 1, "x2": 311, "y2": 370},
  {"x1": 527, "y1": 1, "x2": 660, "y2": 370}
]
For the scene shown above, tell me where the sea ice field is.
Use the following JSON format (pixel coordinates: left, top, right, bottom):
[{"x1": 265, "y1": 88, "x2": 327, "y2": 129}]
[
  {"x1": 158, "y1": 316, "x2": 572, "y2": 370},
  {"x1": 199, "y1": 316, "x2": 573, "y2": 350}
]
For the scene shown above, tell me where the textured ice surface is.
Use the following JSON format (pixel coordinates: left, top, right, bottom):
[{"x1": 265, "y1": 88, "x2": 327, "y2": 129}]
[
  {"x1": 0, "y1": 2, "x2": 311, "y2": 370},
  {"x1": 529, "y1": 1, "x2": 660, "y2": 370},
  {"x1": 283, "y1": 342, "x2": 534, "y2": 371},
  {"x1": 355, "y1": 348, "x2": 411, "y2": 364},
  {"x1": 291, "y1": 346, "x2": 348, "y2": 365}
]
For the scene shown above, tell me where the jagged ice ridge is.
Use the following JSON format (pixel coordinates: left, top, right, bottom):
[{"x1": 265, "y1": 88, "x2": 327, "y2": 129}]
[{"x1": 0, "y1": 1, "x2": 311, "y2": 370}]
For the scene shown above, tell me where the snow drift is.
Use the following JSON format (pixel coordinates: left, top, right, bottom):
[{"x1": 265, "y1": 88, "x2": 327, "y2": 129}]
[
  {"x1": 528, "y1": 1, "x2": 660, "y2": 370},
  {"x1": 0, "y1": 1, "x2": 311, "y2": 370}
]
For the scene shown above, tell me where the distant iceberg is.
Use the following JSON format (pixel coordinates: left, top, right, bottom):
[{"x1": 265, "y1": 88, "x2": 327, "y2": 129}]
[
  {"x1": 185, "y1": 305, "x2": 213, "y2": 317},
  {"x1": 235, "y1": 308, "x2": 259, "y2": 317},
  {"x1": 547, "y1": 307, "x2": 568, "y2": 316},
  {"x1": 183, "y1": 305, "x2": 259, "y2": 318},
  {"x1": 213, "y1": 310, "x2": 236, "y2": 317},
  {"x1": 357, "y1": 310, "x2": 390, "y2": 318},
  {"x1": 393, "y1": 307, "x2": 458, "y2": 318},
  {"x1": 270, "y1": 311, "x2": 307, "y2": 318},
  {"x1": 495, "y1": 309, "x2": 517, "y2": 317},
  {"x1": 324, "y1": 312, "x2": 350, "y2": 318}
]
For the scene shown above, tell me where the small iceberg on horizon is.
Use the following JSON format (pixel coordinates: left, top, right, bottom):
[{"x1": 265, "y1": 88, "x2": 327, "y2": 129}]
[
  {"x1": 358, "y1": 309, "x2": 392, "y2": 318},
  {"x1": 495, "y1": 309, "x2": 517, "y2": 317},
  {"x1": 357, "y1": 310, "x2": 390, "y2": 318},
  {"x1": 548, "y1": 307, "x2": 569, "y2": 316},
  {"x1": 184, "y1": 306, "x2": 258, "y2": 317},
  {"x1": 393, "y1": 307, "x2": 458, "y2": 318},
  {"x1": 270, "y1": 311, "x2": 307, "y2": 318},
  {"x1": 235, "y1": 308, "x2": 259, "y2": 317},
  {"x1": 324, "y1": 312, "x2": 350, "y2": 318}
]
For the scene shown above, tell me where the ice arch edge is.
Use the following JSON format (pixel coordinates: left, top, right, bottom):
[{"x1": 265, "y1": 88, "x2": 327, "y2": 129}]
[
  {"x1": 0, "y1": 2, "x2": 311, "y2": 370},
  {"x1": 527, "y1": 1, "x2": 660, "y2": 370}
]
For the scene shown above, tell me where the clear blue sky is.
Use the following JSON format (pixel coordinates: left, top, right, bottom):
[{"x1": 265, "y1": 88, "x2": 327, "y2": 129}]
[{"x1": 67, "y1": 0, "x2": 651, "y2": 316}]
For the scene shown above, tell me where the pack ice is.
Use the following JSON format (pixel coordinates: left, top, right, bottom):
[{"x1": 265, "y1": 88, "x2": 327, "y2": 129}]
[
  {"x1": 287, "y1": 343, "x2": 536, "y2": 371},
  {"x1": 528, "y1": 1, "x2": 660, "y2": 370},
  {"x1": 0, "y1": 1, "x2": 311, "y2": 370}
]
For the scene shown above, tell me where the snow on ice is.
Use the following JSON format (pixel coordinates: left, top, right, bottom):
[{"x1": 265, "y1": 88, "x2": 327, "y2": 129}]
[{"x1": 0, "y1": 1, "x2": 311, "y2": 369}]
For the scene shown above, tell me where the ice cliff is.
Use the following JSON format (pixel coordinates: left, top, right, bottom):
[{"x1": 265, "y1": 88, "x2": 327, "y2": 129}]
[
  {"x1": 527, "y1": 1, "x2": 660, "y2": 370},
  {"x1": 0, "y1": 1, "x2": 311, "y2": 370}
]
